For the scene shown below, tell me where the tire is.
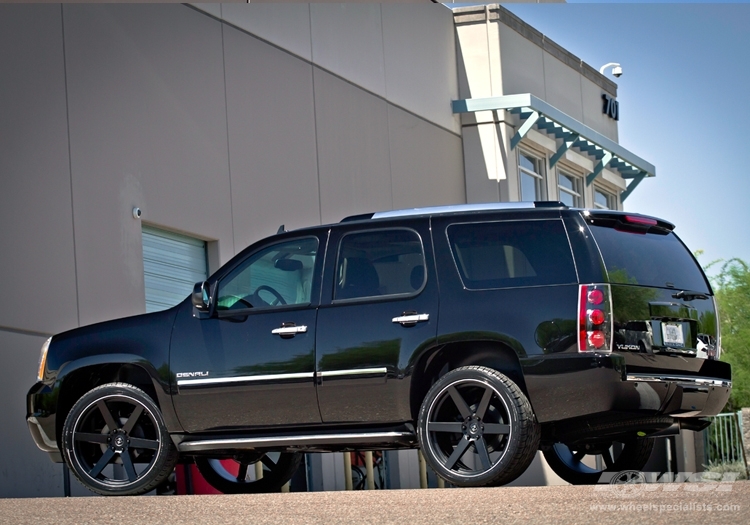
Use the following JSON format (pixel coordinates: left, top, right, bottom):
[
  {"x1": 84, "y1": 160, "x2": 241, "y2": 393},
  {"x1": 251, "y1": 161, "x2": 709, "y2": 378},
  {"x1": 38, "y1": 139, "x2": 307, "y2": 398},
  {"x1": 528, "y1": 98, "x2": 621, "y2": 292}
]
[
  {"x1": 195, "y1": 452, "x2": 302, "y2": 494},
  {"x1": 62, "y1": 382, "x2": 178, "y2": 496},
  {"x1": 543, "y1": 437, "x2": 654, "y2": 485},
  {"x1": 417, "y1": 366, "x2": 540, "y2": 487}
]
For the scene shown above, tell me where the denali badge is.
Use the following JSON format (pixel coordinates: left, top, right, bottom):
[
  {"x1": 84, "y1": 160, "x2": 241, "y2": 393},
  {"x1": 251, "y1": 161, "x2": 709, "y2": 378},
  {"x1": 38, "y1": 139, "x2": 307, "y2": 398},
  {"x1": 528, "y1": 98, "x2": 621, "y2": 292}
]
[{"x1": 176, "y1": 371, "x2": 210, "y2": 378}]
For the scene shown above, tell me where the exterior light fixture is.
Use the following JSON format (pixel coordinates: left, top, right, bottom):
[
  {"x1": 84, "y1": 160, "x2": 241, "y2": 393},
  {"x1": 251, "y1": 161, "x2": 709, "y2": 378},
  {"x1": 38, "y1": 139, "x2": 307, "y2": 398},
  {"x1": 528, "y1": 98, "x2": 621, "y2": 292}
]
[{"x1": 599, "y1": 62, "x2": 622, "y2": 78}]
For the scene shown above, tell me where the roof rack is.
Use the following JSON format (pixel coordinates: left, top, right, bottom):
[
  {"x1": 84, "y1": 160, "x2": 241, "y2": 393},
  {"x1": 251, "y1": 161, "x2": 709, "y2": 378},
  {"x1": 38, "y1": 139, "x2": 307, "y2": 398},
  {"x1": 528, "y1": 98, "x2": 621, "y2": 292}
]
[{"x1": 340, "y1": 201, "x2": 567, "y2": 222}]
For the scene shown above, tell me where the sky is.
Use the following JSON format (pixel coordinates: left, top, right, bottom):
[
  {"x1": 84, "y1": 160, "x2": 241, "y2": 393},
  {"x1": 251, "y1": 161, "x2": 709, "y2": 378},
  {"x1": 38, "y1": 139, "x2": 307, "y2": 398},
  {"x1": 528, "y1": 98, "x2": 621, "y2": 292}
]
[{"x1": 490, "y1": 1, "x2": 750, "y2": 275}]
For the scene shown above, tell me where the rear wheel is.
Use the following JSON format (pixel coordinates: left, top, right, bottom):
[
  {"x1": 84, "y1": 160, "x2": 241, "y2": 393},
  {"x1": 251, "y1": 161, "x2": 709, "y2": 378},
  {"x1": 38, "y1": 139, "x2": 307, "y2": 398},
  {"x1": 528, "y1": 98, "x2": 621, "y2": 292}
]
[
  {"x1": 417, "y1": 366, "x2": 540, "y2": 487},
  {"x1": 195, "y1": 452, "x2": 302, "y2": 494},
  {"x1": 62, "y1": 383, "x2": 177, "y2": 496},
  {"x1": 543, "y1": 437, "x2": 653, "y2": 485}
]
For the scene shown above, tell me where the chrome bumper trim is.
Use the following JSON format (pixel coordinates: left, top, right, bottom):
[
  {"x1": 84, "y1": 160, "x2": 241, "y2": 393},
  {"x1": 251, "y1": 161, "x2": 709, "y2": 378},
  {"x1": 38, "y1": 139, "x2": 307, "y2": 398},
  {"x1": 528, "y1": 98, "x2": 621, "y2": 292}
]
[{"x1": 626, "y1": 374, "x2": 731, "y2": 388}]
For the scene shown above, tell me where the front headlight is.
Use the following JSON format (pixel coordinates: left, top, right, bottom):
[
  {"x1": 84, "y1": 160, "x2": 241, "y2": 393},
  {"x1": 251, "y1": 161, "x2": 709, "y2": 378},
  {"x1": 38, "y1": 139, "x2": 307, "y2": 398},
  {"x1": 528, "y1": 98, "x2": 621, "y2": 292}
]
[{"x1": 37, "y1": 337, "x2": 52, "y2": 381}]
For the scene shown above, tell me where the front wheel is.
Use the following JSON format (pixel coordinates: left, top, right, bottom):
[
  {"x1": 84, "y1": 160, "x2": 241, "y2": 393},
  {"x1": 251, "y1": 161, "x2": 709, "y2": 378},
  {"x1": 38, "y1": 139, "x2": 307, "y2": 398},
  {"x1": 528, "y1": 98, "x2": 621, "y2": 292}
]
[
  {"x1": 417, "y1": 366, "x2": 540, "y2": 487},
  {"x1": 62, "y1": 383, "x2": 178, "y2": 496},
  {"x1": 195, "y1": 452, "x2": 302, "y2": 494},
  {"x1": 543, "y1": 437, "x2": 654, "y2": 485}
]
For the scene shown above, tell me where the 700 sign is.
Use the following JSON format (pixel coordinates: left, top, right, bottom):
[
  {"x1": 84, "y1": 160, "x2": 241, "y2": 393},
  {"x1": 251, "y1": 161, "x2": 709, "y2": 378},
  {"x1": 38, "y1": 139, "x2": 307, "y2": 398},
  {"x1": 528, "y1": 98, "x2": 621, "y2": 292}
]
[{"x1": 602, "y1": 94, "x2": 619, "y2": 121}]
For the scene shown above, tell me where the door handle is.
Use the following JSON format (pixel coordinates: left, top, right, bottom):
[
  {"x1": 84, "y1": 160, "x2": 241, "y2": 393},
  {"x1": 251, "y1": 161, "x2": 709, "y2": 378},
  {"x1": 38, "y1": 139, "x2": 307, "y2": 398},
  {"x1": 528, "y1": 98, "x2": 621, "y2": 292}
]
[
  {"x1": 271, "y1": 324, "x2": 308, "y2": 337},
  {"x1": 392, "y1": 313, "x2": 429, "y2": 326}
]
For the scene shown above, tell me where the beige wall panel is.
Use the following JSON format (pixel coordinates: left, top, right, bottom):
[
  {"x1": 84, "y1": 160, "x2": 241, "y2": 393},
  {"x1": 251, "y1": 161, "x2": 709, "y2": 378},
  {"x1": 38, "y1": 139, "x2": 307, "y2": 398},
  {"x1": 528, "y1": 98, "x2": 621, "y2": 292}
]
[
  {"x1": 455, "y1": 20, "x2": 503, "y2": 101},
  {"x1": 313, "y1": 68, "x2": 392, "y2": 224},
  {"x1": 310, "y1": 4, "x2": 386, "y2": 98},
  {"x1": 64, "y1": 5, "x2": 233, "y2": 326},
  {"x1": 462, "y1": 125, "x2": 501, "y2": 204},
  {"x1": 542, "y1": 51, "x2": 583, "y2": 122},
  {"x1": 223, "y1": 26, "x2": 321, "y2": 250},
  {"x1": 581, "y1": 78, "x2": 618, "y2": 141},
  {"x1": 221, "y1": 3, "x2": 312, "y2": 62},
  {"x1": 388, "y1": 106, "x2": 465, "y2": 210},
  {"x1": 382, "y1": 4, "x2": 459, "y2": 134},
  {"x1": 498, "y1": 24, "x2": 545, "y2": 99},
  {"x1": 0, "y1": 5, "x2": 79, "y2": 335}
]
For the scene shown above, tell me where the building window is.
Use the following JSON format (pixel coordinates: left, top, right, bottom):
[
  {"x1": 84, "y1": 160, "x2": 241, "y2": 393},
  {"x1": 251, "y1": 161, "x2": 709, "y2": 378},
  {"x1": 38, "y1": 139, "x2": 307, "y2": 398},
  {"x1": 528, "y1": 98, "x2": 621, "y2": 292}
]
[
  {"x1": 557, "y1": 170, "x2": 583, "y2": 207},
  {"x1": 142, "y1": 226, "x2": 208, "y2": 313},
  {"x1": 594, "y1": 187, "x2": 616, "y2": 210},
  {"x1": 518, "y1": 150, "x2": 545, "y2": 201}
]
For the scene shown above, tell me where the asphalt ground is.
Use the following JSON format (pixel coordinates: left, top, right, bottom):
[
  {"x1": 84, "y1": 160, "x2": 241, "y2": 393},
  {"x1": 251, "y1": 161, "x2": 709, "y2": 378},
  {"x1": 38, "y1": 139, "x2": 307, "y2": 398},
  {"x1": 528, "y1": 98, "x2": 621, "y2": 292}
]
[{"x1": 2, "y1": 481, "x2": 749, "y2": 525}]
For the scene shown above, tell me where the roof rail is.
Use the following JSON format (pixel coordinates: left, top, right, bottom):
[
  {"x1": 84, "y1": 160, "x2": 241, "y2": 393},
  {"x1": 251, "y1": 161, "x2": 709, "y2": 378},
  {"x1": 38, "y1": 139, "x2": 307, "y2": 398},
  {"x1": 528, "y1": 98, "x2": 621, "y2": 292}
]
[{"x1": 340, "y1": 201, "x2": 567, "y2": 222}]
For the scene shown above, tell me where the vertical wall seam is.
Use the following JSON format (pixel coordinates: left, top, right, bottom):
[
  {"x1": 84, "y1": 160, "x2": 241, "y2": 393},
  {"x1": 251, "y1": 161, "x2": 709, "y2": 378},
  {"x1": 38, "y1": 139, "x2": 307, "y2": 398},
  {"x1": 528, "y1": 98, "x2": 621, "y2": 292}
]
[
  {"x1": 219, "y1": 21, "x2": 236, "y2": 257},
  {"x1": 60, "y1": 4, "x2": 80, "y2": 328},
  {"x1": 309, "y1": 5, "x2": 323, "y2": 225},
  {"x1": 380, "y1": 5, "x2": 394, "y2": 210}
]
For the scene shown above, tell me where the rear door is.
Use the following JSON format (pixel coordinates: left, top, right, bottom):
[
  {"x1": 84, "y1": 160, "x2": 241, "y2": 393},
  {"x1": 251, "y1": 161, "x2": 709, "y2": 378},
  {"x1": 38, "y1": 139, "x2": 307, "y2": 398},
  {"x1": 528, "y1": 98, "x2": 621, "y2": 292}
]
[{"x1": 315, "y1": 220, "x2": 438, "y2": 423}]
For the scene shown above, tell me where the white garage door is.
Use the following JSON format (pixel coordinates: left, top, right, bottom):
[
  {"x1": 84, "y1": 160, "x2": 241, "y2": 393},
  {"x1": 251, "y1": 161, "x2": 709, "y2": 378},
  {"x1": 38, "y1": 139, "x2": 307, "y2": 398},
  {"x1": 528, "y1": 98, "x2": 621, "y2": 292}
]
[{"x1": 142, "y1": 226, "x2": 208, "y2": 313}]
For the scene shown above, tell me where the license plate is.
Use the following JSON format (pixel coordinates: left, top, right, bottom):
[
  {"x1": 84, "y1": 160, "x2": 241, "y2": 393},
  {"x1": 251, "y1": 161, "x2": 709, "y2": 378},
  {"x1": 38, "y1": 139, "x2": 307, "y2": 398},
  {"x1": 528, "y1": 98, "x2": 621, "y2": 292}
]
[{"x1": 662, "y1": 322, "x2": 685, "y2": 347}]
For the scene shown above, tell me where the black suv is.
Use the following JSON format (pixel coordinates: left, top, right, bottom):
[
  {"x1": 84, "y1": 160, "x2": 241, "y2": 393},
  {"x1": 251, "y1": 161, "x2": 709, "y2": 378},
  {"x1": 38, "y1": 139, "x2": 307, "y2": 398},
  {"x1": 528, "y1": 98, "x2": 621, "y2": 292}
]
[{"x1": 27, "y1": 202, "x2": 731, "y2": 495}]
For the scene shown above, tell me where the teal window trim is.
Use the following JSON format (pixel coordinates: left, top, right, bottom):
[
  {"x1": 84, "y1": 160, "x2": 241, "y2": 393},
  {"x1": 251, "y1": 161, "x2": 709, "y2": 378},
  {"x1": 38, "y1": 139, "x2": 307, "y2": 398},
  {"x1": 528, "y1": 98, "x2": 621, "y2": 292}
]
[{"x1": 452, "y1": 94, "x2": 655, "y2": 198}]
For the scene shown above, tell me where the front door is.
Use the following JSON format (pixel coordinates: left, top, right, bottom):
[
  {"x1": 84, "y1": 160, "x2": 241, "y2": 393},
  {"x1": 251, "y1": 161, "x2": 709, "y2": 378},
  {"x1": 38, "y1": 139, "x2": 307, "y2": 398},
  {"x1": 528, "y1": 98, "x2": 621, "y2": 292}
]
[
  {"x1": 315, "y1": 222, "x2": 439, "y2": 423},
  {"x1": 171, "y1": 235, "x2": 325, "y2": 432}
]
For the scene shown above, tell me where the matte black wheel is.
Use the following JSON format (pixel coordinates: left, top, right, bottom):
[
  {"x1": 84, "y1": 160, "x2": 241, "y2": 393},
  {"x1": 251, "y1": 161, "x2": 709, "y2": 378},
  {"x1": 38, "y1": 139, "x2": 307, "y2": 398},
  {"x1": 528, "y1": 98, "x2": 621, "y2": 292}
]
[
  {"x1": 62, "y1": 383, "x2": 177, "y2": 496},
  {"x1": 195, "y1": 452, "x2": 302, "y2": 494},
  {"x1": 543, "y1": 437, "x2": 654, "y2": 485},
  {"x1": 417, "y1": 366, "x2": 540, "y2": 487}
]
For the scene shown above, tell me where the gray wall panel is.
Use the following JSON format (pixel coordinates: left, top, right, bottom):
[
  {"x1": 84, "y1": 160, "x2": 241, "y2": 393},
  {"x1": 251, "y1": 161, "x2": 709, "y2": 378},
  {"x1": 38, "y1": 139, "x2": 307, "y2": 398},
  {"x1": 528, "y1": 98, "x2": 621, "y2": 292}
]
[
  {"x1": 313, "y1": 68, "x2": 392, "y2": 224},
  {"x1": 382, "y1": 4, "x2": 460, "y2": 135},
  {"x1": 388, "y1": 106, "x2": 465, "y2": 210},
  {"x1": 223, "y1": 26, "x2": 321, "y2": 250},
  {"x1": 0, "y1": 331, "x2": 64, "y2": 497},
  {"x1": 310, "y1": 4, "x2": 386, "y2": 98},
  {"x1": 220, "y1": 3, "x2": 312, "y2": 62},
  {"x1": 63, "y1": 4, "x2": 233, "y2": 326},
  {"x1": 0, "y1": 5, "x2": 79, "y2": 336}
]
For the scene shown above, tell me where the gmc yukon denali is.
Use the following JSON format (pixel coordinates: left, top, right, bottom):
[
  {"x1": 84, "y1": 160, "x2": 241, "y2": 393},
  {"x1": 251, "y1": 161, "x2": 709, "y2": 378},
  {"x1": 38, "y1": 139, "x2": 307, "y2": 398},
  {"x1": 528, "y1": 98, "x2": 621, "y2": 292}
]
[{"x1": 27, "y1": 202, "x2": 731, "y2": 494}]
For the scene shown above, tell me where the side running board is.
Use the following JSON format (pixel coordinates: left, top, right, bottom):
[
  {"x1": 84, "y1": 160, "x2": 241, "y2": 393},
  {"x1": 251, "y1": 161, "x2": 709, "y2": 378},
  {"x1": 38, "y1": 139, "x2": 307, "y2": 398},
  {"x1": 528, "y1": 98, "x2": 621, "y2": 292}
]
[{"x1": 177, "y1": 431, "x2": 416, "y2": 453}]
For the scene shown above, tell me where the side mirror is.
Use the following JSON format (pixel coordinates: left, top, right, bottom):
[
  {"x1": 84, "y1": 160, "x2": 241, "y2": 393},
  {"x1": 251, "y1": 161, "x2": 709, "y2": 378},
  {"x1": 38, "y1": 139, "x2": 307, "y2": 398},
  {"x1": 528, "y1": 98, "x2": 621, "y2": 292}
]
[{"x1": 192, "y1": 281, "x2": 213, "y2": 319}]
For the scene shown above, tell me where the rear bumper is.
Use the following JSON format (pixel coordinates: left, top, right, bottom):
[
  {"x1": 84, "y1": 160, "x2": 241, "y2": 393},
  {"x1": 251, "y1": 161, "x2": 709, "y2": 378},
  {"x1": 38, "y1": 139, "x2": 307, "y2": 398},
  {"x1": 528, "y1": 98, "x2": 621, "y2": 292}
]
[
  {"x1": 522, "y1": 353, "x2": 731, "y2": 424},
  {"x1": 26, "y1": 382, "x2": 62, "y2": 463}
]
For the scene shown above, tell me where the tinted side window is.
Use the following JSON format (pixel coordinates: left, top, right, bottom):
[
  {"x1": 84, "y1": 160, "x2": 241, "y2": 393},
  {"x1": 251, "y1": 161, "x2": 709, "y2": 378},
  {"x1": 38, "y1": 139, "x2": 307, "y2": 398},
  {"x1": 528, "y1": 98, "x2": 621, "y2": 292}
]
[
  {"x1": 217, "y1": 237, "x2": 318, "y2": 309},
  {"x1": 588, "y1": 225, "x2": 710, "y2": 292},
  {"x1": 335, "y1": 229, "x2": 425, "y2": 301},
  {"x1": 448, "y1": 220, "x2": 577, "y2": 289}
]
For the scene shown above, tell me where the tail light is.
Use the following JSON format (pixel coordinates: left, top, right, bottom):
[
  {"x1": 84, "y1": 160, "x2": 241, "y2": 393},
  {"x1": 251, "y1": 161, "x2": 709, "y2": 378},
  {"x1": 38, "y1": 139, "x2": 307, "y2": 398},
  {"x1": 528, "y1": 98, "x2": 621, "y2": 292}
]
[{"x1": 578, "y1": 284, "x2": 612, "y2": 353}]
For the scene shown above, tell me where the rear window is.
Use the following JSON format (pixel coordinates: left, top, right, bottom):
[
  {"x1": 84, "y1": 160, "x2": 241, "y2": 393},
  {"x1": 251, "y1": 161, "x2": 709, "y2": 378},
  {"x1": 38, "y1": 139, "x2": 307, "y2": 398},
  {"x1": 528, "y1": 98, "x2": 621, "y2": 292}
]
[
  {"x1": 588, "y1": 225, "x2": 710, "y2": 293},
  {"x1": 447, "y1": 220, "x2": 577, "y2": 289}
]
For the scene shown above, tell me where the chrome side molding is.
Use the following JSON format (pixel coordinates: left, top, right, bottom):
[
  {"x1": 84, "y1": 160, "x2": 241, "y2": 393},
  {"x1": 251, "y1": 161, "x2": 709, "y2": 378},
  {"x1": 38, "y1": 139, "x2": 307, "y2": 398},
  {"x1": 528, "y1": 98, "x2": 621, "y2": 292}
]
[{"x1": 177, "y1": 372, "x2": 314, "y2": 387}]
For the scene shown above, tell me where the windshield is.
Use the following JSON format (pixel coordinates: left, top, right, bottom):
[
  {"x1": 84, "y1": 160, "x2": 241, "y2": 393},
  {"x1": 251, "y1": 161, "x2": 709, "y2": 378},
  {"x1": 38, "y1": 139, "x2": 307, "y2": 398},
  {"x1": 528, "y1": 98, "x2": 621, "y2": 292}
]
[{"x1": 588, "y1": 225, "x2": 710, "y2": 293}]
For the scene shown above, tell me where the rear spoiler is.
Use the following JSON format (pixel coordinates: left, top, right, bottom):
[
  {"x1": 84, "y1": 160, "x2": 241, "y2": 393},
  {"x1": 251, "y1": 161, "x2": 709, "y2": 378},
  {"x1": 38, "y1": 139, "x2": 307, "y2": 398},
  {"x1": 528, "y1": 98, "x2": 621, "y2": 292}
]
[{"x1": 583, "y1": 210, "x2": 674, "y2": 234}]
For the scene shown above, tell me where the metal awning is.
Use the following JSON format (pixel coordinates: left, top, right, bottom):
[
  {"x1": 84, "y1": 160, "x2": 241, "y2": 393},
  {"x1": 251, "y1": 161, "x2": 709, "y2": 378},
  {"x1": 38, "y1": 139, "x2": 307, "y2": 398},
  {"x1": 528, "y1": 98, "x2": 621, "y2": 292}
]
[{"x1": 452, "y1": 93, "x2": 655, "y2": 201}]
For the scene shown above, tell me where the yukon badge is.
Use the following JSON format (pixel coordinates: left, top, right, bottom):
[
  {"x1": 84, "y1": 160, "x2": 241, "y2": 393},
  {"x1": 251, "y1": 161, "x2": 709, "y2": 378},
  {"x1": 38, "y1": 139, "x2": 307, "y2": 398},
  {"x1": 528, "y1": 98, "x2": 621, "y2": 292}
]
[{"x1": 176, "y1": 371, "x2": 210, "y2": 378}]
